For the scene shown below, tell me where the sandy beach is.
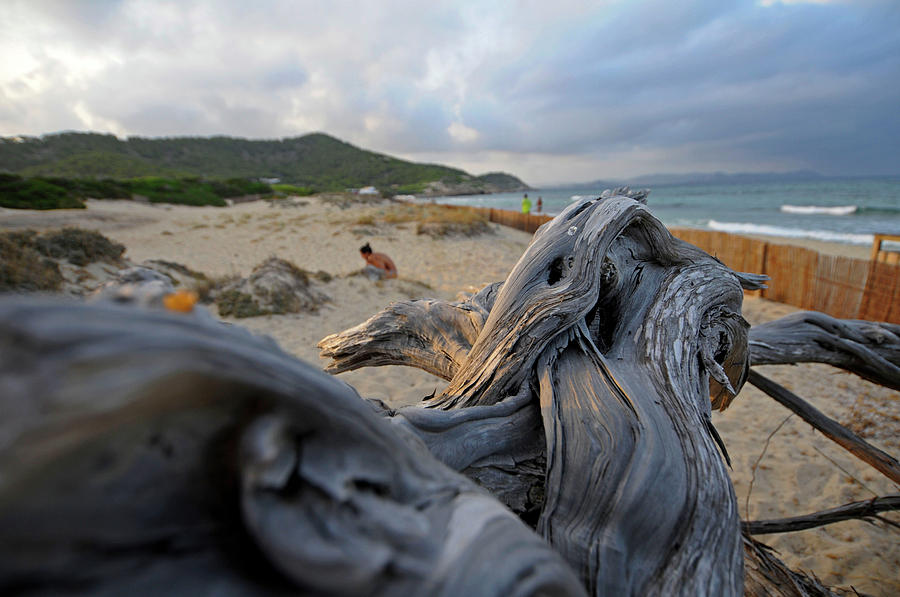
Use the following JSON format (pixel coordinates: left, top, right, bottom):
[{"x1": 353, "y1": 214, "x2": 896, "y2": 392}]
[{"x1": 2, "y1": 197, "x2": 898, "y2": 595}]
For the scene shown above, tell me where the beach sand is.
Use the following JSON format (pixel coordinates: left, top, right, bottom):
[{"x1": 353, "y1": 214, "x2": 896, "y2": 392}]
[
  {"x1": 2, "y1": 197, "x2": 898, "y2": 595},
  {"x1": 738, "y1": 233, "x2": 873, "y2": 260}
]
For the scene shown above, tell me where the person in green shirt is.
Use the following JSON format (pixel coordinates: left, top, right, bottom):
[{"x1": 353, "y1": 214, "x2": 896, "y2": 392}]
[{"x1": 521, "y1": 193, "x2": 532, "y2": 214}]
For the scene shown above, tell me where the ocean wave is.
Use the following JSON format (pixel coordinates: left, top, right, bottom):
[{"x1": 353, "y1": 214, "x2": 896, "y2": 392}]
[
  {"x1": 780, "y1": 204, "x2": 857, "y2": 216},
  {"x1": 859, "y1": 205, "x2": 900, "y2": 215},
  {"x1": 707, "y1": 220, "x2": 873, "y2": 245}
]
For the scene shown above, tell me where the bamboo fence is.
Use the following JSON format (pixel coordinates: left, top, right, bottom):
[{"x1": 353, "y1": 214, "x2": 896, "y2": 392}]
[{"x1": 460, "y1": 206, "x2": 900, "y2": 324}]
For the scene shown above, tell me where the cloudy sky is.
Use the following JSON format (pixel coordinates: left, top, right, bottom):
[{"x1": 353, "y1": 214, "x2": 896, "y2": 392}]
[{"x1": 1, "y1": 0, "x2": 898, "y2": 185}]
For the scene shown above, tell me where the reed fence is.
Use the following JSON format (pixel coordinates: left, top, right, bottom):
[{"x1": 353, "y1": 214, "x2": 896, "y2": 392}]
[{"x1": 460, "y1": 206, "x2": 900, "y2": 324}]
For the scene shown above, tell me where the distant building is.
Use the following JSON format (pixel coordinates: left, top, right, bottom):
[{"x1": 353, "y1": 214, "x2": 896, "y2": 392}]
[
  {"x1": 358, "y1": 186, "x2": 379, "y2": 195},
  {"x1": 259, "y1": 177, "x2": 281, "y2": 184}
]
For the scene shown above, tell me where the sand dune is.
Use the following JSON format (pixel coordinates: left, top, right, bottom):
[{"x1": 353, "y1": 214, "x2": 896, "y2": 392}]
[{"x1": 2, "y1": 196, "x2": 897, "y2": 595}]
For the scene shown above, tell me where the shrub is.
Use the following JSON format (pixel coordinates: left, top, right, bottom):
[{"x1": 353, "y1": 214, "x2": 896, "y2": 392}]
[
  {"x1": 272, "y1": 183, "x2": 315, "y2": 196},
  {"x1": 416, "y1": 219, "x2": 492, "y2": 238},
  {"x1": 126, "y1": 177, "x2": 227, "y2": 207},
  {"x1": 0, "y1": 231, "x2": 64, "y2": 291},
  {"x1": 33, "y1": 228, "x2": 126, "y2": 266},
  {"x1": 391, "y1": 182, "x2": 427, "y2": 195},
  {"x1": 213, "y1": 258, "x2": 330, "y2": 318},
  {"x1": 209, "y1": 178, "x2": 272, "y2": 198},
  {"x1": 351, "y1": 204, "x2": 492, "y2": 237},
  {"x1": 216, "y1": 289, "x2": 267, "y2": 318},
  {"x1": 39, "y1": 177, "x2": 130, "y2": 199},
  {"x1": 313, "y1": 270, "x2": 333, "y2": 283},
  {"x1": 0, "y1": 174, "x2": 85, "y2": 210}
]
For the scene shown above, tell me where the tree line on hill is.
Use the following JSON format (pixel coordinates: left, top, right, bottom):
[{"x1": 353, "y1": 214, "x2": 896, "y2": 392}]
[
  {"x1": 0, "y1": 173, "x2": 314, "y2": 210},
  {"x1": 0, "y1": 132, "x2": 528, "y2": 209}
]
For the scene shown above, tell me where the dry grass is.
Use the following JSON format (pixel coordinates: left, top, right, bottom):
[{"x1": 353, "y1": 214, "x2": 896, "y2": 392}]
[
  {"x1": 319, "y1": 192, "x2": 384, "y2": 209},
  {"x1": 211, "y1": 258, "x2": 331, "y2": 318},
  {"x1": 0, "y1": 231, "x2": 63, "y2": 292},
  {"x1": 350, "y1": 204, "x2": 492, "y2": 237},
  {"x1": 194, "y1": 273, "x2": 240, "y2": 303},
  {"x1": 0, "y1": 228, "x2": 125, "y2": 292},
  {"x1": 354, "y1": 214, "x2": 377, "y2": 226},
  {"x1": 32, "y1": 228, "x2": 125, "y2": 266},
  {"x1": 841, "y1": 392, "x2": 900, "y2": 450}
]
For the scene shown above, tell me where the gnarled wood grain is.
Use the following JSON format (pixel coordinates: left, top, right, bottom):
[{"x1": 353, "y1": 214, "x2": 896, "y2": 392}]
[
  {"x1": 749, "y1": 311, "x2": 900, "y2": 390},
  {"x1": 319, "y1": 282, "x2": 501, "y2": 381},
  {"x1": 327, "y1": 193, "x2": 750, "y2": 596},
  {"x1": 319, "y1": 194, "x2": 900, "y2": 596},
  {"x1": 9, "y1": 190, "x2": 893, "y2": 596},
  {"x1": 0, "y1": 298, "x2": 586, "y2": 597},
  {"x1": 743, "y1": 494, "x2": 900, "y2": 535}
]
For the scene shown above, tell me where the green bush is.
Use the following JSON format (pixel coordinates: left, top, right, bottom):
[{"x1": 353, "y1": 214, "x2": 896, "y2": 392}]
[
  {"x1": 37, "y1": 176, "x2": 129, "y2": 199},
  {"x1": 210, "y1": 178, "x2": 272, "y2": 198},
  {"x1": 1, "y1": 173, "x2": 313, "y2": 210},
  {"x1": 392, "y1": 182, "x2": 427, "y2": 195},
  {"x1": 126, "y1": 177, "x2": 226, "y2": 206},
  {"x1": 271, "y1": 183, "x2": 315, "y2": 196},
  {"x1": 0, "y1": 174, "x2": 85, "y2": 209}
]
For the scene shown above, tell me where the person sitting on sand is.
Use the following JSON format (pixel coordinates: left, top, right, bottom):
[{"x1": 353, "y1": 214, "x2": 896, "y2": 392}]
[{"x1": 360, "y1": 242, "x2": 397, "y2": 280}]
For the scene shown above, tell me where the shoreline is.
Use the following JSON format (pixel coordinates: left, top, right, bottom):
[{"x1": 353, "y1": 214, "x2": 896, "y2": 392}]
[
  {"x1": 0, "y1": 199, "x2": 877, "y2": 261},
  {"x1": 709, "y1": 231, "x2": 871, "y2": 260}
]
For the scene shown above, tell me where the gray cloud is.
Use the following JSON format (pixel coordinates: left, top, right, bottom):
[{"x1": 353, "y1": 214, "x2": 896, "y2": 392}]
[
  {"x1": 1, "y1": 0, "x2": 898, "y2": 184},
  {"x1": 262, "y1": 62, "x2": 308, "y2": 90}
]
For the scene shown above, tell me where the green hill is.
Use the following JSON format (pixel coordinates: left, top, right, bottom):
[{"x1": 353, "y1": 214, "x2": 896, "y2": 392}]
[{"x1": 0, "y1": 132, "x2": 528, "y2": 194}]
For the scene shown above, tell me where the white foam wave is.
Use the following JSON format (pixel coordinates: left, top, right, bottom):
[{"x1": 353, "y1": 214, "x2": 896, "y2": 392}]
[
  {"x1": 780, "y1": 204, "x2": 857, "y2": 216},
  {"x1": 570, "y1": 195, "x2": 586, "y2": 201},
  {"x1": 707, "y1": 220, "x2": 873, "y2": 245}
]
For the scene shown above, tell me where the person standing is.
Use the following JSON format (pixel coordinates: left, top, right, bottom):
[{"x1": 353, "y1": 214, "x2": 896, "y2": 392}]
[
  {"x1": 521, "y1": 193, "x2": 532, "y2": 214},
  {"x1": 536, "y1": 196, "x2": 543, "y2": 213}
]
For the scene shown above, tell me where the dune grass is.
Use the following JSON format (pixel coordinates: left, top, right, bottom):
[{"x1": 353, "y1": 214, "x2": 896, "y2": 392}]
[
  {"x1": 0, "y1": 231, "x2": 63, "y2": 292},
  {"x1": 352, "y1": 204, "x2": 492, "y2": 237},
  {"x1": 0, "y1": 228, "x2": 126, "y2": 292},
  {"x1": 0, "y1": 174, "x2": 276, "y2": 209}
]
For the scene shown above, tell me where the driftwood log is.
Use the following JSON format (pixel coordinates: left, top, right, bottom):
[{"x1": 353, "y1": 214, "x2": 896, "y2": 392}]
[
  {"x1": 0, "y1": 300, "x2": 585, "y2": 596},
  {"x1": 325, "y1": 192, "x2": 764, "y2": 595},
  {"x1": 320, "y1": 193, "x2": 899, "y2": 595},
  {"x1": 2, "y1": 191, "x2": 898, "y2": 596},
  {"x1": 749, "y1": 311, "x2": 900, "y2": 390}
]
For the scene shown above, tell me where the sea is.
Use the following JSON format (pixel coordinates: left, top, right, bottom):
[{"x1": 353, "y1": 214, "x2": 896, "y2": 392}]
[{"x1": 433, "y1": 178, "x2": 900, "y2": 248}]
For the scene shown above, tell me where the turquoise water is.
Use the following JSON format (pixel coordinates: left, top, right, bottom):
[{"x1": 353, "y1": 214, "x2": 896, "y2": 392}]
[{"x1": 435, "y1": 178, "x2": 900, "y2": 246}]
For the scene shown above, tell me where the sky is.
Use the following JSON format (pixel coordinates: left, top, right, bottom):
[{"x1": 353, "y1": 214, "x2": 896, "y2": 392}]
[{"x1": 1, "y1": 0, "x2": 899, "y2": 186}]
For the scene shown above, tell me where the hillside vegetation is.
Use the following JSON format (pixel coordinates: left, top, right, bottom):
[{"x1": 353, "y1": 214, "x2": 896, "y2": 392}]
[
  {"x1": 0, "y1": 132, "x2": 528, "y2": 195},
  {"x1": 0, "y1": 173, "x2": 287, "y2": 209}
]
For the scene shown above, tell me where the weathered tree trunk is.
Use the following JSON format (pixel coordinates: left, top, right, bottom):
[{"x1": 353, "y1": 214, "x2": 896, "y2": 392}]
[
  {"x1": 743, "y1": 494, "x2": 900, "y2": 535},
  {"x1": 326, "y1": 192, "x2": 757, "y2": 595},
  {"x1": 5, "y1": 191, "x2": 894, "y2": 596},
  {"x1": 321, "y1": 193, "x2": 899, "y2": 596},
  {"x1": 742, "y1": 536, "x2": 841, "y2": 597},
  {"x1": 321, "y1": 282, "x2": 500, "y2": 381},
  {"x1": 0, "y1": 299, "x2": 586, "y2": 596},
  {"x1": 749, "y1": 311, "x2": 900, "y2": 390}
]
